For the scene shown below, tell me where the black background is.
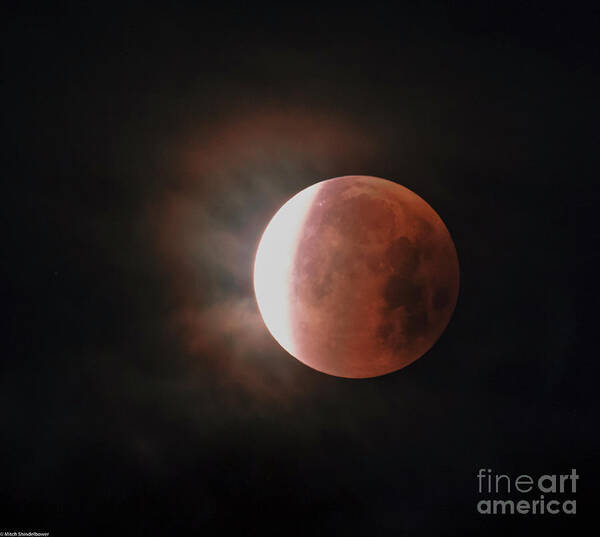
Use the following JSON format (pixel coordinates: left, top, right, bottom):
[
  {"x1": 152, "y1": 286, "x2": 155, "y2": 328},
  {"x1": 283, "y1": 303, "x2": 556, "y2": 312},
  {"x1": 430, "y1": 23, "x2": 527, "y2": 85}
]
[{"x1": 2, "y1": 2, "x2": 599, "y2": 536}]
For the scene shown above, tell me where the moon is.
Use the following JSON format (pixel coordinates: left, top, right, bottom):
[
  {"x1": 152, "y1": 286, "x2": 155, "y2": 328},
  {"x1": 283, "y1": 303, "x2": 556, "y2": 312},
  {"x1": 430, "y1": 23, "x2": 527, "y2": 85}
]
[{"x1": 253, "y1": 175, "x2": 459, "y2": 378}]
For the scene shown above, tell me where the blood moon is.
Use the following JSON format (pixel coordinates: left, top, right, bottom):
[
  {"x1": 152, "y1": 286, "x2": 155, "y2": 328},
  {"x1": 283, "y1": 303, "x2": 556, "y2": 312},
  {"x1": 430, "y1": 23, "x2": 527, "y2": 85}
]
[{"x1": 253, "y1": 175, "x2": 459, "y2": 378}]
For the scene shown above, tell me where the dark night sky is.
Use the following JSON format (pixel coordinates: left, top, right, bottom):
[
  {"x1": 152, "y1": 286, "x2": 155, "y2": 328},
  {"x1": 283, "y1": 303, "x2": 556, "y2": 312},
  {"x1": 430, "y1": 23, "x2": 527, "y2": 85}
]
[{"x1": 2, "y1": 2, "x2": 599, "y2": 536}]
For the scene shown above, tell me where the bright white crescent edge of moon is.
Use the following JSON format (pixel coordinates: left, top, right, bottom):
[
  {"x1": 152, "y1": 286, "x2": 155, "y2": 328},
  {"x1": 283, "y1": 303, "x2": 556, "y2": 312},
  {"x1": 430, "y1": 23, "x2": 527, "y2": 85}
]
[{"x1": 253, "y1": 182, "x2": 323, "y2": 359}]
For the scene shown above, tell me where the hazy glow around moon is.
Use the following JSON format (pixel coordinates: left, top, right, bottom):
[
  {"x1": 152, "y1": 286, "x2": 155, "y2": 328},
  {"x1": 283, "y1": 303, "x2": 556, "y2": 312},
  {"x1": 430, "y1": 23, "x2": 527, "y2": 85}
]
[{"x1": 253, "y1": 183, "x2": 322, "y2": 357}]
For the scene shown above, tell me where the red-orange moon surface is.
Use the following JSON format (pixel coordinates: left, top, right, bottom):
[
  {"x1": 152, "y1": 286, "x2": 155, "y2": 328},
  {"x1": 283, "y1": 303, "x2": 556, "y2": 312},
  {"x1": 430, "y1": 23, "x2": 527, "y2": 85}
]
[{"x1": 253, "y1": 175, "x2": 459, "y2": 378}]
